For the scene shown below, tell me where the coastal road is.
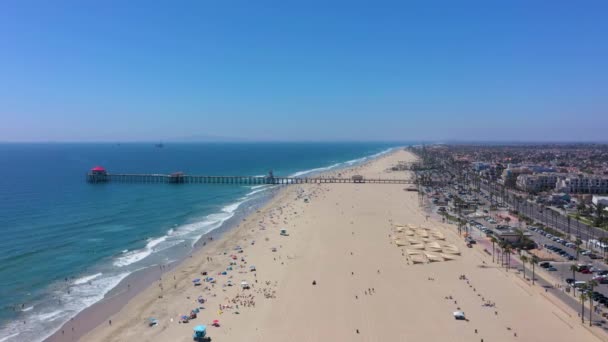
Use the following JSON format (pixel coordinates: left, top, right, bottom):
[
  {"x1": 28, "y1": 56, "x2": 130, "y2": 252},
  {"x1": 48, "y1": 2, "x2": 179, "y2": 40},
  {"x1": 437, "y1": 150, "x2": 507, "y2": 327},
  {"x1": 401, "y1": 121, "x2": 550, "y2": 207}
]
[{"x1": 479, "y1": 182, "x2": 608, "y2": 246}]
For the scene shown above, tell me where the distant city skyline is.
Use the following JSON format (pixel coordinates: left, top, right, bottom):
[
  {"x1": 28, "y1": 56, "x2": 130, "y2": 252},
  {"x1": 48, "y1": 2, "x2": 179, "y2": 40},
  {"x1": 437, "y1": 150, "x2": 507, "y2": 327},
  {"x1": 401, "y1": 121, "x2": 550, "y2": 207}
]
[{"x1": 1, "y1": 1, "x2": 607, "y2": 142}]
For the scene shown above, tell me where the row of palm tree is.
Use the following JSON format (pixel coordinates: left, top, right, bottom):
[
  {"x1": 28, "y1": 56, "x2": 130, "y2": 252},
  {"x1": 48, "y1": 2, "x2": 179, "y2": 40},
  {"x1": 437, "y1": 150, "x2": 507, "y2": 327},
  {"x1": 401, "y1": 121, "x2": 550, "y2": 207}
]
[
  {"x1": 578, "y1": 280, "x2": 599, "y2": 326},
  {"x1": 518, "y1": 254, "x2": 539, "y2": 284},
  {"x1": 514, "y1": 245, "x2": 599, "y2": 327}
]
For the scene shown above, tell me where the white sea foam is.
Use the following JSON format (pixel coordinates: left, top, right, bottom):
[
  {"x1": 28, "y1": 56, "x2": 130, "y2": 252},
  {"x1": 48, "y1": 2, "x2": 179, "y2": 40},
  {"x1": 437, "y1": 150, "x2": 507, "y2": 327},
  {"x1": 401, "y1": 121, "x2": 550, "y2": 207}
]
[
  {"x1": 113, "y1": 236, "x2": 167, "y2": 267},
  {"x1": 246, "y1": 187, "x2": 270, "y2": 196},
  {"x1": 31, "y1": 310, "x2": 64, "y2": 322},
  {"x1": 21, "y1": 306, "x2": 33, "y2": 312},
  {"x1": 288, "y1": 147, "x2": 395, "y2": 179},
  {"x1": 222, "y1": 200, "x2": 244, "y2": 214},
  {"x1": 73, "y1": 272, "x2": 103, "y2": 285},
  {"x1": 289, "y1": 163, "x2": 341, "y2": 178},
  {"x1": 0, "y1": 333, "x2": 19, "y2": 342},
  {"x1": 0, "y1": 271, "x2": 133, "y2": 342}
]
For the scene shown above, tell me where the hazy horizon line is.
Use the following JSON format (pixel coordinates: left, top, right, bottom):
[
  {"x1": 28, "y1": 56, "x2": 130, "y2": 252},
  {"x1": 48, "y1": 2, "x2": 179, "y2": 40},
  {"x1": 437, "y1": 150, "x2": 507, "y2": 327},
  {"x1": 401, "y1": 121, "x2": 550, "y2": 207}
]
[{"x1": 1, "y1": 139, "x2": 608, "y2": 145}]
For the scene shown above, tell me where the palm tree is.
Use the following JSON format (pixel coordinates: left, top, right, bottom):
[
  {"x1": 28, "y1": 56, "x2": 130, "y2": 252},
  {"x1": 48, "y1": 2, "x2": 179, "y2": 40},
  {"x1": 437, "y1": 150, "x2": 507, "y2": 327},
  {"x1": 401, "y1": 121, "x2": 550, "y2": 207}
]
[
  {"x1": 490, "y1": 236, "x2": 498, "y2": 263},
  {"x1": 503, "y1": 245, "x2": 513, "y2": 271},
  {"x1": 569, "y1": 264, "x2": 579, "y2": 297},
  {"x1": 577, "y1": 201, "x2": 586, "y2": 215},
  {"x1": 575, "y1": 238, "x2": 583, "y2": 260},
  {"x1": 531, "y1": 255, "x2": 539, "y2": 285},
  {"x1": 580, "y1": 292, "x2": 587, "y2": 324},
  {"x1": 520, "y1": 255, "x2": 528, "y2": 279},
  {"x1": 595, "y1": 203, "x2": 605, "y2": 227},
  {"x1": 499, "y1": 241, "x2": 507, "y2": 267},
  {"x1": 588, "y1": 280, "x2": 598, "y2": 326}
]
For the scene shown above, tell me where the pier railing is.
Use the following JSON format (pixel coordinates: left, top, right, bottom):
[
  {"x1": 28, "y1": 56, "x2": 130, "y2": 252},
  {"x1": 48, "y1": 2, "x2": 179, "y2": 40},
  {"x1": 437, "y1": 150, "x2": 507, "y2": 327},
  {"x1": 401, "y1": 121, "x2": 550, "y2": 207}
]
[{"x1": 86, "y1": 173, "x2": 414, "y2": 185}]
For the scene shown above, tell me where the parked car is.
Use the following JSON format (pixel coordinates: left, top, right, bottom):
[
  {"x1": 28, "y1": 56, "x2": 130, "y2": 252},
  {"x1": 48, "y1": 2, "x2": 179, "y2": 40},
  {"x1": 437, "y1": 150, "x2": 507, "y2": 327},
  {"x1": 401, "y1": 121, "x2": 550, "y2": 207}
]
[{"x1": 573, "y1": 281, "x2": 587, "y2": 288}]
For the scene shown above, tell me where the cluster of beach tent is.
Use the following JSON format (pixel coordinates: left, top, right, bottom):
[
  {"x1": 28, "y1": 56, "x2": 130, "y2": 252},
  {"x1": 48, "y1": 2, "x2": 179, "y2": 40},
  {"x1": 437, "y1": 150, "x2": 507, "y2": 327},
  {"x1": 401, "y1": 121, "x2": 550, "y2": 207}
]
[
  {"x1": 393, "y1": 223, "x2": 460, "y2": 264},
  {"x1": 184, "y1": 243, "x2": 256, "y2": 339}
]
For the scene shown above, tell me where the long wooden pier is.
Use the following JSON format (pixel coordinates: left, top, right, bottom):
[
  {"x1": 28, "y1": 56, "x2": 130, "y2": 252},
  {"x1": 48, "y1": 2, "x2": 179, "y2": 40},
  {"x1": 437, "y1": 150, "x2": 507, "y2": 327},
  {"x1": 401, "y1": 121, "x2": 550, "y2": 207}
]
[{"x1": 86, "y1": 172, "x2": 414, "y2": 185}]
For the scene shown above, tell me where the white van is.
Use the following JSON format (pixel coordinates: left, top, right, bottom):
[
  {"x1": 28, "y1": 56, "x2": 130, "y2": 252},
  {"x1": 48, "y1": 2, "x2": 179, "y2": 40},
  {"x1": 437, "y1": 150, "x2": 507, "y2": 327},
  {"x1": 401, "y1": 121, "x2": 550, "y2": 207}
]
[{"x1": 573, "y1": 281, "x2": 587, "y2": 288}]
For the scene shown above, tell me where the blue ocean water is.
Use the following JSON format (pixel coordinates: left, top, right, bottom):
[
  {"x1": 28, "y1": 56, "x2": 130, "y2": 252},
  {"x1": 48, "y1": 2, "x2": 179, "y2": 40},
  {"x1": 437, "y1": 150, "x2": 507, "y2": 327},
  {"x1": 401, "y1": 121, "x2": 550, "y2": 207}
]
[{"x1": 0, "y1": 142, "x2": 399, "y2": 341}]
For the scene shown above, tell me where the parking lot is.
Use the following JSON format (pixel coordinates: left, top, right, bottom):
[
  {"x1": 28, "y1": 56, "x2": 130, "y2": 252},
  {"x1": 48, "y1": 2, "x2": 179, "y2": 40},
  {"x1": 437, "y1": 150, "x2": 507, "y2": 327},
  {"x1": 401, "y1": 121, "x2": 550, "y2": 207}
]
[{"x1": 427, "y1": 184, "x2": 608, "y2": 313}]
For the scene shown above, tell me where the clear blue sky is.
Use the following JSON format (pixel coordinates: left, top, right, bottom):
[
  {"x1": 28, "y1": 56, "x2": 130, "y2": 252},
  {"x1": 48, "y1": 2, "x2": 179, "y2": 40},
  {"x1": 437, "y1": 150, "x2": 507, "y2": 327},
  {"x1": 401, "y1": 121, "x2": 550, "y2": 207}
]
[{"x1": 1, "y1": 0, "x2": 607, "y2": 142}]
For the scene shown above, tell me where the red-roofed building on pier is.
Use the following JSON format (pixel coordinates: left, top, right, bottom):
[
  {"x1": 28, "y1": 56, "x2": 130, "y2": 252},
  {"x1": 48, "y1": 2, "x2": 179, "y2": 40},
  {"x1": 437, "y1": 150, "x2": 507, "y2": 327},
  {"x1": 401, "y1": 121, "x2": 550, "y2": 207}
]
[{"x1": 87, "y1": 166, "x2": 109, "y2": 183}]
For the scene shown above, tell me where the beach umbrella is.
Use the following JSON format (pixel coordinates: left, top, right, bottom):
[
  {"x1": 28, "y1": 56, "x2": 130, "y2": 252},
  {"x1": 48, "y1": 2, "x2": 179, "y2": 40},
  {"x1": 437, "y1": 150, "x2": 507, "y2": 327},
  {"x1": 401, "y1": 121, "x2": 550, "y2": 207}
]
[
  {"x1": 194, "y1": 325, "x2": 207, "y2": 332},
  {"x1": 192, "y1": 278, "x2": 201, "y2": 283}
]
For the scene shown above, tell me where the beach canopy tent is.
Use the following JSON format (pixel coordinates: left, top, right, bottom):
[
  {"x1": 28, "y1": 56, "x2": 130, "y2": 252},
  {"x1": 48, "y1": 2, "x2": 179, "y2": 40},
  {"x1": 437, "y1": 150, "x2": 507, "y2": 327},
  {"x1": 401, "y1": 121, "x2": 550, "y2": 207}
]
[
  {"x1": 280, "y1": 228, "x2": 289, "y2": 236},
  {"x1": 453, "y1": 311, "x2": 466, "y2": 320},
  {"x1": 193, "y1": 325, "x2": 207, "y2": 339}
]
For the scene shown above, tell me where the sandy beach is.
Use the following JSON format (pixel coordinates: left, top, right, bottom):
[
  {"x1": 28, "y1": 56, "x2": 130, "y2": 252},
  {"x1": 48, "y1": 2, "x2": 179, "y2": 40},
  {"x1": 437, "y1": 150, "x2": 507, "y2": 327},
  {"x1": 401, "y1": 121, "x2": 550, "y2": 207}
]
[{"x1": 75, "y1": 149, "x2": 602, "y2": 342}]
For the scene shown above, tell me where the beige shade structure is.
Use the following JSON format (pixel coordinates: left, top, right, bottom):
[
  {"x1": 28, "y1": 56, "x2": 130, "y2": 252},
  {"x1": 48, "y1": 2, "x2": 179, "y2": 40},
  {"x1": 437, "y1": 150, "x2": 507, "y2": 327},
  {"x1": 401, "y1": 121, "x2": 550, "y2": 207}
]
[
  {"x1": 407, "y1": 224, "x2": 417, "y2": 229},
  {"x1": 424, "y1": 252, "x2": 442, "y2": 262},
  {"x1": 406, "y1": 249, "x2": 422, "y2": 256},
  {"x1": 425, "y1": 241, "x2": 442, "y2": 252},
  {"x1": 410, "y1": 254, "x2": 426, "y2": 264},
  {"x1": 410, "y1": 243, "x2": 425, "y2": 250},
  {"x1": 431, "y1": 231, "x2": 445, "y2": 240},
  {"x1": 395, "y1": 240, "x2": 407, "y2": 247},
  {"x1": 415, "y1": 230, "x2": 429, "y2": 238},
  {"x1": 393, "y1": 223, "x2": 406, "y2": 228},
  {"x1": 407, "y1": 238, "x2": 422, "y2": 244},
  {"x1": 394, "y1": 227, "x2": 405, "y2": 232},
  {"x1": 403, "y1": 230, "x2": 415, "y2": 236},
  {"x1": 443, "y1": 244, "x2": 461, "y2": 255},
  {"x1": 440, "y1": 253, "x2": 458, "y2": 261}
]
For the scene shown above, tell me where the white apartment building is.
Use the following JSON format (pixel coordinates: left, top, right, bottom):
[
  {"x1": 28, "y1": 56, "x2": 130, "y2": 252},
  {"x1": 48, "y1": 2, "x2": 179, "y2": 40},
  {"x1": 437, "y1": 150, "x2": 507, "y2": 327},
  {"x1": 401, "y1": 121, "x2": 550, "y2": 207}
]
[
  {"x1": 556, "y1": 175, "x2": 608, "y2": 194},
  {"x1": 516, "y1": 173, "x2": 560, "y2": 193}
]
